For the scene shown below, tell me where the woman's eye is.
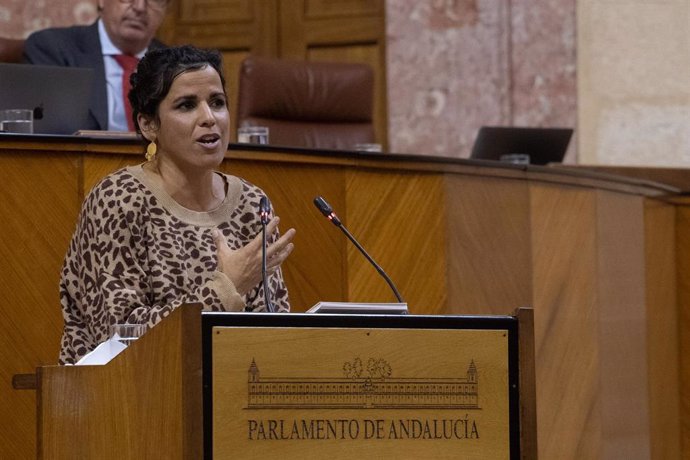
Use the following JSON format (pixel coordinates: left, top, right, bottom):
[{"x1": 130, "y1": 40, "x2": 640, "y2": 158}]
[
  {"x1": 211, "y1": 98, "x2": 227, "y2": 109},
  {"x1": 177, "y1": 101, "x2": 195, "y2": 110}
]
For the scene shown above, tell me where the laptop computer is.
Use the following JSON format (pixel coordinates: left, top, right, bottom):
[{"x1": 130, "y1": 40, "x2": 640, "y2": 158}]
[
  {"x1": 470, "y1": 126, "x2": 574, "y2": 165},
  {"x1": 0, "y1": 62, "x2": 94, "y2": 135}
]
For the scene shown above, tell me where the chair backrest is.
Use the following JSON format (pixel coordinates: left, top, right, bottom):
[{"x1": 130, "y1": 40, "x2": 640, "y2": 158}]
[
  {"x1": 0, "y1": 37, "x2": 25, "y2": 63},
  {"x1": 236, "y1": 56, "x2": 375, "y2": 150}
]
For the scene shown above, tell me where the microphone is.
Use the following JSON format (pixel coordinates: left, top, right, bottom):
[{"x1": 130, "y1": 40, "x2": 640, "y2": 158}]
[
  {"x1": 259, "y1": 196, "x2": 275, "y2": 312},
  {"x1": 313, "y1": 196, "x2": 404, "y2": 303}
]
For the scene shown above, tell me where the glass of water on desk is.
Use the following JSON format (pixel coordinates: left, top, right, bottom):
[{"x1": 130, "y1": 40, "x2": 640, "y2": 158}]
[
  {"x1": 237, "y1": 126, "x2": 269, "y2": 144},
  {"x1": 109, "y1": 323, "x2": 147, "y2": 347},
  {"x1": 1, "y1": 109, "x2": 33, "y2": 134}
]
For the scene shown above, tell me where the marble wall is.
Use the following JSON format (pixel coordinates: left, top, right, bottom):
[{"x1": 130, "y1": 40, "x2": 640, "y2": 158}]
[
  {"x1": 0, "y1": 0, "x2": 96, "y2": 37},
  {"x1": 385, "y1": 0, "x2": 578, "y2": 159},
  {"x1": 578, "y1": 0, "x2": 690, "y2": 166}
]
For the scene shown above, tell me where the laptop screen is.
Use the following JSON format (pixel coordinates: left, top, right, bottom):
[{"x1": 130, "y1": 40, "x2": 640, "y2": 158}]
[
  {"x1": 0, "y1": 63, "x2": 94, "y2": 135},
  {"x1": 470, "y1": 126, "x2": 574, "y2": 165}
]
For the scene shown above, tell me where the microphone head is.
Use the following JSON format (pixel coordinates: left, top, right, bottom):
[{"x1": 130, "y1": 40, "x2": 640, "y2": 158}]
[
  {"x1": 313, "y1": 196, "x2": 341, "y2": 226},
  {"x1": 259, "y1": 196, "x2": 271, "y2": 224},
  {"x1": 260, "y1": 196, "x2": 271, "y2": 213},
  {"x1": 313, "y1": 196, "x2": 333, "y2": 217}
]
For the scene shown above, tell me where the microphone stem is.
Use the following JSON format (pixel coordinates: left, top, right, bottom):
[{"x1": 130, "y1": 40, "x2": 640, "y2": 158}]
[
  {"x1": 261, "y1": 221, "x2": 274, "y2": 312},
  {"x1": 336, "y1": 223, "x2": 404, "y2": 303}
]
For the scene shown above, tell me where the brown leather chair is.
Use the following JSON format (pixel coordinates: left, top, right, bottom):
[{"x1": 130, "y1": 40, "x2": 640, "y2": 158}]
[
  {"x1": 236, "y1": 56, "x2": 375, "y2": 150},
  {"x1": 0, "y1": 37, "x2": 25, "y2": 63}
]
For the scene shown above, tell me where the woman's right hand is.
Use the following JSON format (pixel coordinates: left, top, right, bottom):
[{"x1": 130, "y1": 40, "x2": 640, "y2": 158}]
[{"x1": 212, "y1": 217, "x2": 296, "y2": 296}]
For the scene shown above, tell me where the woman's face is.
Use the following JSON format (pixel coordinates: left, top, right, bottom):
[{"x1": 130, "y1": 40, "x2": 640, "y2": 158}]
[{"x1": 142, "y1": 65, "x2": 230, "y2": 172}]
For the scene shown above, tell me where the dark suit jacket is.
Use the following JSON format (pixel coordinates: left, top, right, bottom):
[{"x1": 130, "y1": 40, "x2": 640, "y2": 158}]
[{"x1": 23, "y1": 22, "x2": 164, "y2": 130}]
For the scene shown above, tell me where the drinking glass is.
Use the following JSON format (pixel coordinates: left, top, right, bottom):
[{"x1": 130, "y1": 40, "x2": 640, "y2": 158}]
[
  {"x1": 109, "y1": 323, "x2": 147, "y2": 347},
  {"x1": 499, "y1": 153, "x2": 530, "y2": 165},
  {"x1": 354, "y1": 143, "x2": 383, "y2": 153},
  {"x1": 237, "y1": 126, "x2": 269, "y2": 144},
  {"x1": 1, "y1": 109, "x2": 33, "y2": 134}
]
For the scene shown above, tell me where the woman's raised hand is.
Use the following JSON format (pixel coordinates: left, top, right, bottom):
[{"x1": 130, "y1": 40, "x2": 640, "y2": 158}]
[{"x1": 212, "y1": 217, "x2": 296, "y2": 296}]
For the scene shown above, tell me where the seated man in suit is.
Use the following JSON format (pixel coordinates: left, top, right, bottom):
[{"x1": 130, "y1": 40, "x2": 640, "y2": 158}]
[{"x1": 23, "y1": 0, "x2": 168, "y2": 132}]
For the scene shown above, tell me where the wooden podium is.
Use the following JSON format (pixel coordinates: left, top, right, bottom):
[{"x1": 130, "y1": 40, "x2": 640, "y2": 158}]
[{"x1": 36, "y1": 305, "x2": 536, "y2": 459}]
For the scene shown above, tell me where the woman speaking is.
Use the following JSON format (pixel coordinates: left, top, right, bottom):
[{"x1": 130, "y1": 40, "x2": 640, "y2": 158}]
[{"x1": 59, "y1": 45, "x2": 295, "y2": 364}]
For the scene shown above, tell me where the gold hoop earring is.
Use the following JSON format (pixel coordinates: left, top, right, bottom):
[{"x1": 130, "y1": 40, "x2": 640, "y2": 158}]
[{"x1": 145, "y1": 141, "x2": 157, "y2": 161}]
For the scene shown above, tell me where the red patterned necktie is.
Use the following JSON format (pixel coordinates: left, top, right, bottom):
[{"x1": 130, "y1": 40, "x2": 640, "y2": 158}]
[{"x1": 113, "y1": 54, "x2": 139, "y2": 131}]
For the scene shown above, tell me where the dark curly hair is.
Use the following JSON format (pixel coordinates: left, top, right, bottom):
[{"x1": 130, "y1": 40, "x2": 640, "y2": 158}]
[{"x1": 128, "y1": 45, "x2": 226, "y2": 133}]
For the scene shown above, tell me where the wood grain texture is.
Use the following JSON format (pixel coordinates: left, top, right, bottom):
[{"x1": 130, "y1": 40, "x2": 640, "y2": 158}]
[
  {"x1": 225, "y1": 159, "x2": 348, "y2": 310},
  {"x1": 676, "y1": 203, "x2": 690, "y2": 457},
  {"x1": 0, "y1": 152, "x2": 80, "y2": 460},
  {"x1": 346, "y1": 169, "x2": 446, "y2": 311},
  {"x1": 596, "y1": 191, "x2": 650, "y2": 458},
  {"x1": 530, "y1": 184, "x2": 600, "y2": 459},
  {"x1": 644, "y1": 199, "x2": 681, "y2": 460},
  {"x1": 0, "y1": 138, "x2": 686, "y2": 459},
  {"x1": 445, "y1": 175, "x2": 531, "y2": 315},
  {"x1": 37, "y1": 304, "x2": 202, "y2": 459},
  {"x1": 83, "y1": 153, "x2": 143, "y2": 197},
  {"x1": 212, "y1": 325, "x2": 510, "y2": 459},
  {"x1": 162, "y1": 0, "x2": 278, "y2": 53},
  {"x1": 517, "y1": 308, "x2": 538, "y2": 460}
]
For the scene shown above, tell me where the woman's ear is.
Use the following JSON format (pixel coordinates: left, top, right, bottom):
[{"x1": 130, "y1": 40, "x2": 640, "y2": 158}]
[{"x1": 138, "y1": 115, "x2": 158, "y2": 142}]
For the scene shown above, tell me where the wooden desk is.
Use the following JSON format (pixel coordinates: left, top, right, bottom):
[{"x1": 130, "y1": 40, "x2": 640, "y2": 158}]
[{"x1": 0, "y1": 134, "x2": 684, "y2": 459}]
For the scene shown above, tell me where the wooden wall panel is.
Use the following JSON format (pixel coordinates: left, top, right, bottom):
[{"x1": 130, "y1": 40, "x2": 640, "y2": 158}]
[
  {"x1": 160, "y1": 0, "x2": 278, "y2": 53},
  {"x1": 226, "y1": 160, "x2": 347, "y2": 311},
  {"x1": 644, "y1": 199, "x2": 681, "y2": 460},
  {"x1": 304, "y1": 0, "x2": 382, "y2": 18},
  {"x1": 530, "y1": 184, "x2": 600, "y2": 459},
  {"x1": 83, "y1": 154, "x2": 143, "y2": 197},
  {"x1": 345, "y1": 170, "x2": 446, "y2": 312},
  {"x1": 0, "y1": 152, "x2": 81, "y2": 460},
  {"x1": 1, "y1": 140, "x2": 685, "y2": 459},
  {"x1": 676, "y1": 203, "x2": 690, "y2": 456},
  {"x1": 445, "y1": 176, "x2": 531, "y2": 315},
  {"x1": 38, "y1": 305, "x2": 202, "y2": 459},
  {"x1": 596, "y1": 191, "x2": 650, "y2": 458}
]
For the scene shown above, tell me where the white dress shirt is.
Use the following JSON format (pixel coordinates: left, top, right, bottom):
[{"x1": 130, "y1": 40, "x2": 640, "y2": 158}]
[{"x1": 98, "y1": 20, "x2": 146, "y2": 132}]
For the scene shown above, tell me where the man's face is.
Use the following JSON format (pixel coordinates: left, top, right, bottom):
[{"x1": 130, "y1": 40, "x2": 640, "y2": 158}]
[{"x1": 99, "y1": 0, "x2": 168, "y2": 54}]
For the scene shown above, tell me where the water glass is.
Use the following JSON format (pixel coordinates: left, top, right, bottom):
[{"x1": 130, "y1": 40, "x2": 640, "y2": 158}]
[
  {"x1": 109, "y1": 323, "x2": 147, "y2": 347},
  {"x1": 354, "y1": 143, "x2": 383, "y2": 153},
  {"x1": 237, "y1": 126, "x2": 269, "y2": 144},
  {"x1": 1, "y1": 109, "x2": 33, "y2": 134},
  {"x1": 499, "y1": 153, "x2": 530, "y2": 165}
]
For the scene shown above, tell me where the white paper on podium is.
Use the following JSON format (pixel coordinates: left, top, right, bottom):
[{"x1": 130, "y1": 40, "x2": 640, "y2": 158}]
[
  {"x1": 307, "y1": 302, "x2": 408, "y2": 315},
  {"x1": 74, "y1": 335, "x2": 127, "y2": 365}
]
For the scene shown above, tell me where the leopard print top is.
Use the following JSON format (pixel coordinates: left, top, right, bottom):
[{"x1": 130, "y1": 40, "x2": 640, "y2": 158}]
[{"x1": 59, "y1": 164, "x2": 289, "y2": 364}]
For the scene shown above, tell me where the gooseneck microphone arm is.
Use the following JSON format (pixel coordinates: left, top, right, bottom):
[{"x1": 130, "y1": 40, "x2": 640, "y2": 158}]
[
  {"x1": 313, "y1": 196, "x2": 404, "y2": 303},
  {"x1": 259, "y1": 196, "x2": 275, "y2": 312}
]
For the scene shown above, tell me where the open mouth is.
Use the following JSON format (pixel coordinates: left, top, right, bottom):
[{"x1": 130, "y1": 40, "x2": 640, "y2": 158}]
[{"x1": 197, "y1": 133, "x2": 221, "y2": 146}]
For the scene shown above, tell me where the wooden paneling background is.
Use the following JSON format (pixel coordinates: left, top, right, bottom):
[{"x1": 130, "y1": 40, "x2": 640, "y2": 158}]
[
  {"x1": 0, "y1": 137, "x2": 686, "y2": 459},
  {"x1": 158, "y1": 0, "x2": 387, "y2": 147}
]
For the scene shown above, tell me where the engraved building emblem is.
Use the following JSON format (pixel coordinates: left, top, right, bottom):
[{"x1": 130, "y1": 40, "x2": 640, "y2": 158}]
[{"x1": 247, "y1": 358, "x2": 479, "y2": 410}]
